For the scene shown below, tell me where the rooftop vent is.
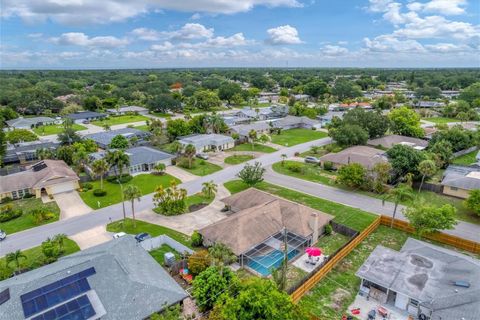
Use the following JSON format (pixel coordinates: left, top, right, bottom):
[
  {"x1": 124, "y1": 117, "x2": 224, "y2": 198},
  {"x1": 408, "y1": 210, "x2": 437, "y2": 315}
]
[
  {"x1": 453, "y1": 281, "x2": 471, "y2": 288},
  {"x1": 0, "y1": 288, "x2": 10, "y2": 305}
]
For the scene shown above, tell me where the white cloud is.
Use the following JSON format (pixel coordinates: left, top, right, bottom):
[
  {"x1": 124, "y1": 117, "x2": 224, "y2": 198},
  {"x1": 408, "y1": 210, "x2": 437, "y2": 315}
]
[
  {"x1": 130, "y1": 28, "x2": 161, "y2": 41},
  {"x1": 321, "y1": 45, "x2": 348, "y2": 55},
  {"x1": 363, "y1": 35, "x2": 426, "y2": 52},
  {"x1": 2, "y1": 0, "x2": 302, "y2": 25},
  {"x1": 367, "y1": 0, "x2": 394, "y2": 12},
  {"x1": 190, "y1": 13, "x2": 202, "y2": 20},
  {"x1": 169, "y1": 23, "x2": 214, "y2": 40},
  {"x1": 266, "y1": 25, "x2": 303, "y2": 45},
  {"x1": 50, "y1": 33, "x2": 129, "y2": 48},
  {"x1": 424, "y1": 43, "x2": 465, "y2": 52},
  {"x1": 415, "y1": 0, "x2": 467, "y2": 15}
]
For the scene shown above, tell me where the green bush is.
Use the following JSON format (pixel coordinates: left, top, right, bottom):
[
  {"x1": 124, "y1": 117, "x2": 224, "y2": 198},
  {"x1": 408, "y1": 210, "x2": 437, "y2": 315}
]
[
  {"x1": 188, "y1": 250, "x2": 211, "y2": 276},
  {"x1": 0, "y1": 204, "x2": 23, "y2": 222},
  {"x1": 324, "y1": 224, "x2": 333, "y2": 235},
  {"x1": 191, "y1": 231, "x2": 203, "y2": 247},
  {"x1": 93, "y1": 189, "x2": 107, "y2": 197},
  {"x1": 287, "y1": 162, "x2": 303, "y2": 173},
  {"x1": 107, "y1": 174, "x2": 132, "y2": 183},
  {"x1": 1, "y1": 197, "x2": 13, "y2": 204},
  {"x1": 323, "y1": 161, "x2": 334, "y2": 171},
  {"x1": 192, "y1": 266, "x2": 238, "y2": 311},
  {"x1": 82, "y1": 182, "x2": 93, "y2": 190}
]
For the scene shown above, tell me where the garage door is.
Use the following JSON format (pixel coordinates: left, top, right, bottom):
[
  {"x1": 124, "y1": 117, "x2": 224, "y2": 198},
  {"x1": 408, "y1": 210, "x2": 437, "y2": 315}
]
[{"x1": 50, "y1": 182, "x2": 75, "y2": 194}]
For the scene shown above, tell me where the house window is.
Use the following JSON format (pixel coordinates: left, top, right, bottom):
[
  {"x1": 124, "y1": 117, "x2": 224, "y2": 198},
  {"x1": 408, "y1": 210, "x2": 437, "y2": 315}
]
[
  {"x1": 12, "y1": 191, "x2": 18, "y2": 199},
  {"x1": 409, "y1": 299, "x2": 419, "y2": 307},
  {"x1": 450, "y1": 187, "x2": 458, "y2": 191}
]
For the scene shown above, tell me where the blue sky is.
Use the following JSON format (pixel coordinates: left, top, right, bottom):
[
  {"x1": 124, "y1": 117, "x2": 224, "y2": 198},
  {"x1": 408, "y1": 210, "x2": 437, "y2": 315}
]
[{"x1": 1, "y1": 0, "x2": 479, "y2": 69}]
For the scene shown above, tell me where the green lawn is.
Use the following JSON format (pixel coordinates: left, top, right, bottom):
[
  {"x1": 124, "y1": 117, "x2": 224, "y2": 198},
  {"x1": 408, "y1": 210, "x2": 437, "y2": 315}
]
[
  {"x1": 229, "y1": 143, "x2": 277, "y2": 153},
  {"x1": 453, "y1": 149, "x2": 478, "y2": 166},
  {"x1": 0, "y1": 238, "x2": 79, "y2": 280},
  {"x1": 271, "y1": 128, "x2": 328, "y2": 146},
  {"x1": 177, "y1": 161, "x2": 222, "y2": 176},
  {"x1": 106, "y1": 218, "x2": 192, "y2": 248},
  {"x1": 315, "y1": 233, "x2": 351, "y2": 256},
  {"x1": 149, "y1": 244, "x2": 182, "y2": 266},
  {"x1": 422, "y1": 117, "x2": 458, "y2": 124},
  {"x1": 273, "y1": 161, "x2": 336, "y2": 186},
  {"x1": 224, "y1": 180, "x2": 377, "y2": 231},
  {"x1": 79, "y1": 173, "x2": 180, "y2": 209},
  {"x1": 133, "y1": 124, "x2": 150, "y2": 132},
  {"x1": 154, "y1": 193, "x2": 214, "y2": 214},
  {"x1": 224, "y1": 154, "x2": 255, "y2": 165},
  {"x1": 0, "y1": 198, "x2": 61, "y2": 234},
  {"x1": 92, "y1": 114, "x2": 149, "y2": 126},
  {"x1": 149, "y1": 112, "x2": 172, "y2": 118},
  {"x1": 33, "y1": 123, "x2": 86, "y2": 136}
]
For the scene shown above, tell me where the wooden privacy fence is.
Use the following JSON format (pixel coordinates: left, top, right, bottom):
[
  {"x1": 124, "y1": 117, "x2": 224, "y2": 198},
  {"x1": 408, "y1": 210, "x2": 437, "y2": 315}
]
[
  {"x1": 379, "y1": 215, "x2": 480, "y2": 254},
  {"x1": 290, "y1": 216, "x2": 381, "y2": 303}
]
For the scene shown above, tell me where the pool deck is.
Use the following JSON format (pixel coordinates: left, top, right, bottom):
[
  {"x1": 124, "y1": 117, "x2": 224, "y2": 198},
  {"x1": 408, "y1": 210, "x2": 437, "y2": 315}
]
[{"x1": 293, "y1": 253, "x2": 327, "y2": 273}]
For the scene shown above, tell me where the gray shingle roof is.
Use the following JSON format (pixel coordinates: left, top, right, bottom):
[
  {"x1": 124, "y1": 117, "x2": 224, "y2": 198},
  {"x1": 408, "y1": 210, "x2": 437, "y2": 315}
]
[
  {"x1": 441, "y1": 165, "x2": 480, "y2": 190},
  {"x1": 230, "y1": 122, "x2": 271, "y2": 136},
  {"x1": 83, "y1": 128, "x2": 150, "y2": 148},
  {"x1": 0, "y1": 236, "x2": 187, "y2": 320},
  {"x1": 367, "y1": 134, "x2": 428, "y2": 149},
  {"x1": 5, "y1": 117, "x2": 55, "y2": 128},
  {"x1": 67, "y1": 111, "x2": 106, "y2": 120},
  {"x1": 90, "y1": 146, "x2": 174, "y2": 166}
]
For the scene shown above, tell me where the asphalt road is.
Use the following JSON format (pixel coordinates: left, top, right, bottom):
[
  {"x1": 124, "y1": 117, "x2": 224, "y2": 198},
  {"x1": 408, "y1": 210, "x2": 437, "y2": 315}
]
[
  {"x1": 264, "y1": 168, "x2": 480, "y2": 242},
  {"x1": 0, "y1": 137, "x2": 332, "y2": 256}
]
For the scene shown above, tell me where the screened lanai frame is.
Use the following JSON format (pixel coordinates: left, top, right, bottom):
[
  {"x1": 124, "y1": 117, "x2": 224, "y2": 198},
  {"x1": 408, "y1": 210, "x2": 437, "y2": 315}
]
[{"x1": 240, "y1": 230, "x2": 309, "y2": 276}]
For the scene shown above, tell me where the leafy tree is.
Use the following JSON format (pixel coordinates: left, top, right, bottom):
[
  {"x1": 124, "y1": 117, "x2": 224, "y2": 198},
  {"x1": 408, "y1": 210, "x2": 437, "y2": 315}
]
[
  {"x1": 189, "y1": 90, "x2": 221, "y2": 111},
  {"x1": 183, "y1": 144, "x2": 196, "y2": 168},
  {"x1": 414, "y1": 86, "x2": 441, "y2": 99},
  {"x1": 6, "y1": 129, "x2": 38, "y2": 144},
  {"x1": 303, "y1": 80, "x2": 329, "y2": 98},
  {"x1": 382, "y1": 183, "x2": 414, "y2": 227},
  {"x1": 83, "y1": 96, "x2": 102, "y2": 111},
  {"x1": 459, "y1": 82, "x2": 480, "y2": 104},
  {"x1": 53, "y1": 234, "x2": 68, "y2": 253},
  {"x1": 166, "y1": 119, "x2": 191, "y2": 140},
  {"x1": 386, "y1": 144, "x2": 426, "y2": 178},
  {"x1": 331, "y1": 78, "x2": 362, "y2": 100},
  {"x1": 340, "y1": 108, "x2": 389, "y2": 138},
  {"x1": 237, "y1": 162, "x2": 265, "y2": 186},
  {"x1": 429, "y1": 140, "x2": 453, "y2": 168},
  {"x1": 202, "y1": 180, "x2": 217, "y2": 198},
  {"x1": 417, "y1": 160, "x2": 437, "y2": 192},
  {"x1": 0, "y1": 107, "x2": 18, "y2": 121},
  {"x1": 329, "y1": 124, "x2": 368, "y2": 147},
  {"x1": 208, "y1": 243, "x2": 236, "y2": 274},
  {"x1": 218, "y1": 82, "x2": 242, "y2": 104},
  {"x1": 388, "y1": 106, "x2": 424, "y2": 137},
  {"x1": 153, "y1": 162, "x2": 166, "y2": 175},
  {"x1": 188, "y1": 250, "x2": 211, "y2": 276},
  {"x1": 371, "y1": 162, "x2": 392, "y2": 193},
  {"x1": 150, "y1": 305, "x2": 182, "y2": 320},
  {"x1": 337, "y1": 163, "x2": 366, "y2": 188},
  {"x1": 146, "y1": 94, "x2": 181, "y2": 113},
  {"x1": 429, "y1": 125, "x2": 475, "y2": 152},
  {"x1": 465, "y1": 190, "x2": 480, "y2": 216},
  {"x1": 58, "y1": 126, "x2": 81, "y2": 145},
  {"x1": 123, "y1": 185, "x2": 141, "y2": 228},
  {"x1": 153, "y1": 181, "x2": 187, "y2": 215},
  {"x1": 41, "y1": 238, "x2": 61, "y2": 262},
  {"x1": 109, "y1": 134, "x2": 129, "y2": 149},
  {"x1": 248, "y1": 129, "x2": 257, "y2": 149},
  {"x1": 6, "y1": 250, "x2": 26, "y2": 270},
  {"x1": 372, "y1": 95, "x2": 395, "y2": 110},
  {"x1": 405, "y1": 203, "x2": 457, "y2": 237},
  {"x1": 193, "y1": 266, "x2": 238, "y2": 311}
]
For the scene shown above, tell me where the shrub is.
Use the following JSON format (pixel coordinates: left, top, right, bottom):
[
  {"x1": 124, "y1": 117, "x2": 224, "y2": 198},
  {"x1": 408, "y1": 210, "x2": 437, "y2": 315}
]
[
  {"x1": 191, "y1": 231, "x2": 203, "y2": 247},
  {"x1": 465, "y1": 190, "x2": 480, "y2": 216},
  {"x1": 188, "y1": 250, "x2": 211, "y2": 276},
  {"x1": 0, "y1": 204, "x2": 23, "y2": 222},
  {"x1": 192, "y1": 266, "x2": 238, "y2": 311},
  {"x1": 82, "y1": 182, "x2": 93, "y2": 190},
  {"x1": 107, "y1": 174, "x2": 132, "y2": 183},
  {"x1": 30, "y1": 207, "x2": 55, "y2": 224},
  {"x1": 1, "y1": 197, "x2": 12, "y2": 204},
  {"x1": 294, "y1": 152, "x2": 300, "y2": 156},
  {"x1": 337, "y1": 163, "x2": 366, "y2": 188},
  {"x1": 93, "y1": 189, "x2": 107, "y2": 197},
  {"x1": 177, "y1": 157, "x2": 192, "y2": 169},
  {"x1": 323, "y1": 161, "x2": 334, "y2": 171},
  {"x1": 23, "y1": 193, "x2": 34, "y2": 199},
  {"x1": 287, "y1": 162, "x2": 303, "y2": 173},
  {"x1": 324, "y1": 224, "x2": 333, "y2": 236}
]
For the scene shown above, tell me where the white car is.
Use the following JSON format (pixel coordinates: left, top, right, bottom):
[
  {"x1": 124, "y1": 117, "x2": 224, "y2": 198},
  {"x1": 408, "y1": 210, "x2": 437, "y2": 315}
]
[
  {"x1": 112, "y1": 232, "x2": 126, "y2": 239},
  {"x1": 0, "y1": 230, "x2": 6, "y2": 241}
]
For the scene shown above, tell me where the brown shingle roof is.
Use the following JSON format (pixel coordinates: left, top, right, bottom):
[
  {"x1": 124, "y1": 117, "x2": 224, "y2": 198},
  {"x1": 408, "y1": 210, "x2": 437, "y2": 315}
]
[
  {"x1": 319, "y1": 145, "x2": 387, "y2": 169},
  {"x1": 367, "y1": 134, "x2": 428, "y2": 149},
  {"x1": 199, "y1": 188, "x2": 333, "y2": 255}
]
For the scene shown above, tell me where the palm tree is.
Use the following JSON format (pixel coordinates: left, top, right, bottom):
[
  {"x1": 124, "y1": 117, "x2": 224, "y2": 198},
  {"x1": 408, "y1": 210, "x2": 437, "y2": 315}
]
[
  {"x1": 248, "y1": 129, "x2": 257, "y2": 150},
  {"x1": 169, "y1": 141, "x2": 183, "y2": 156},
  {"x1": 91, "y1": 159, "x2": 110, "y2": 190},
  {"x1": 184, "y1": 144, "x2": 196, "y2": 169},
  {"x1": 6, "y1": 250, "x2": 26, "y2": 270},
  {"x1": 208, "y1": 243, "x2": 236, "y2": 275},
  {"x1": 123, "y1": 185, "x2": 142, "y2": 227},
  {"x1": 281, "y1": 154, "x2": 287, "y2": 166},
  {"x1": 72, "y1": 148, "x2": 89, "y2": 174},
  {"x1": 103, "y1": 123, "x2": 111, "y2": 131},
  {"x1": 105, "y1": 150, "x2": 130, "y2": 179},
  {"x1": 383, "y1": 183, "x2": 414, "y2": 227},
  {"x1": 53, "y1": 234, "x2": 67, "y2": 253},
  {"x1": 417, "y1": 159, "x2": 437, "y2": 192},
  {"x1": 202, "y1": 181, "x2": 217, "y2": 199},
  {"x1": 153, "y1": 162, "x2": 166, "y2": 175}
]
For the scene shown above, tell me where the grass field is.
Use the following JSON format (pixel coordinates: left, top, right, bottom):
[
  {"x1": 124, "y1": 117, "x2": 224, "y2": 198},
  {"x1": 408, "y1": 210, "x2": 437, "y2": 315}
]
[
  {"x1": 79, "y1": 173, "x2": 180, "y2": 209},
  {"x1": 224, "y1": 154, "x2": 255, "y2": 164},
  {"x1": 149, "y1": 112, "x2": 172, "y2": 118},
  {"x1": 271, "y1": 128, "x2": 328, "y2": 146},
  {"x1": 273, "y1": 161, "x2": 337, "y2": 186},
  {"x1": 224, "y1": 180, "x2": 377, "y2": 232},
  {"x1": 107, "y1": 218, "x2": 191, "y2": 247},
  {"x1": 177, "y1": 161, "x2": 222, "y2": 176},
  {"x1": 0, "y1": 198, "x2": 61, "y2": 234},
  {"x1": 422, "y1": 117, "x2": 458, "y2": 124},
  {"x1": 92, "y1": 114, "x2": 149, "y2": 126},
  {"x1": 133, "y1": 124, "x2": 150, "y2": 132},
  {"x1": 315, "y1": 233, "x2": 351, "y2": 255},
  {"x1": 453, "y1": 149, "x2": 478, "y2": 166},
  {"x1": 33, "y1": 123, "x2": 86, "y2": 135},
  {"x1": 149, "y1": 244, "x2": 182, "y2": 266},
  {"x1": 229, "y1": 143, "x2": 277, "y2": 153}
]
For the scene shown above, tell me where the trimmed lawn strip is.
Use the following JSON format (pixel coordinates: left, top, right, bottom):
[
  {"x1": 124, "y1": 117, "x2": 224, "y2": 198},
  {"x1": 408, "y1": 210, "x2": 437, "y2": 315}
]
[
  {"x1": 149, "y1": 244, "x2": 182, "y2": 266},
  {"x1": 133, "y1": 124, "x2": 150, "y2": 132},
  {"x1": 33, "y1": 123, "x2": 86, "y2": 136},
  {"x1": 273, "y1": 161, "x2": 336, "y2": 186},
  {"x1": 79, "y1": 173, "x2": 180, "y2": 209},
  {"x1": 92, "y1": 114, "x2": 149, "y2": 126},
  {"x1": 422, "y1": 117, "x2": 458, "y2": 124},
  {"x1": 453, "y1": 149, "x2": 478, "y2": 166},
  {"x1": 0, "y1": 198, "x2": 61, "y2": 234},
  {"x1": 315, "y1": 233, "x2": 351, "y2": 256},
  {"x1": 224, "y1": 180, "x2": 377, "y2": 231},
  {"x1": 177, "y1": 161, "x2": 222, "y2": 176},
  {"x1": 230, "y1": 143, "x2": 277, "y2": 153},
  {"x1": 271, "y1": 128, "x2": 328, "y2": 146},
  {"x1": 149, "y1": 112, "x2": 172, "y2": 118},
  {"x1": 106, "y1": 218, "x2": 192, "y2": 248},
  {"x1": 224, "y1": 154, "x2": 255, "y2": 165}
]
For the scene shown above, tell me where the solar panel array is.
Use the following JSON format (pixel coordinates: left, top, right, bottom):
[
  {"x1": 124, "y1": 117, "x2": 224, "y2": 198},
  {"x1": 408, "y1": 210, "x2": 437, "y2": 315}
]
[
  {"x1": 0, "y1": 288, "x2": 10, "y2": 305},
  {"x1": 31, "y1": 294, "x2": 96, "y2": 320},
  {"x1": 20, "y1": 267, "x2": 96, "y2": 319}
]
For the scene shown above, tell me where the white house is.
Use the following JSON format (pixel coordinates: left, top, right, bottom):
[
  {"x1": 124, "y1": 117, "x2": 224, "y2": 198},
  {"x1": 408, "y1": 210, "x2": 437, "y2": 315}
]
[{"x1": 178, "y1": 134, "x2": 234, "y2": 153}]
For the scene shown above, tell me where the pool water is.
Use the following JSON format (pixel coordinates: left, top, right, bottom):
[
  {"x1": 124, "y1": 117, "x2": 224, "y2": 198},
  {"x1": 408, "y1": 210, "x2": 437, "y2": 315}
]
[{"x1": 247, "y1": 249, "x2": 299, "y2": 276}]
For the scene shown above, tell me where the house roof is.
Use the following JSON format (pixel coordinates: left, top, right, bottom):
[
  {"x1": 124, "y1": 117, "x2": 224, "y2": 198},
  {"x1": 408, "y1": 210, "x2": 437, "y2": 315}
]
[
  {"x1": 441, "y1": 165, "x2": 480, "y2": 190},
  {"x1": 0, "y1": 236, "x2": 187, "y2": 320},
  {"x1": 83, "y1": 128, "x2": 149, "y2": 147},
  {"x1": 5, "y1": 117, "x2": 55, "y2": 128},
  {"x1": 0, "y1": 160, "x2": 79, "y2": 193},
  {"x1": 4, "y1": 141, "x2": 60, "y2": 163},
  {"x1": 229, "y1": 122, "x2": 271, "y2": 136},
  {"x1": 106, "y1": 106, "x2": 147, "y2": 113},
  {"x1": 178, "y1": 134, "x2": 233, "y2": 146},
  {"x1": 319, "y1": 146, "x2": 387, "y2": 169},
  {"x1": 67, "y1": 111, "x2": 106, "y2": 120},
  {"x1": 90, "y1": 146, "x2": 174, "y2": 166},
  {"x1": 367, "y1": 134, "x2": 428, "y2": 150},
  {"x1": 272, "y1": 115, "x2": 319, "y2": 128},
  {"x1": 199, "y1": 188, "x2": 333, "y2": 255},
  {"x1": 356, "y1": 238, "x2": 480, "y2": 320}
]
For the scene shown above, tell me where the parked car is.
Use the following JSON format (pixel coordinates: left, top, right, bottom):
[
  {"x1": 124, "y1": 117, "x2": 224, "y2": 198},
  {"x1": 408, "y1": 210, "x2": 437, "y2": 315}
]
[
  {"x1": 196, "y1": 153, "x2": 209, "y2": 160},
  {"x1": 113, "y1": 232, "x2": 126, "y2": 239},
  {"x1": 134, "y1": 232, "x2": 151, "y2": 242},
  {"x1": 82, "y1": 120, "x2": 90, "y2": 124},
  {"x1": 0, "y1": 230, "x2": 6, "y2": 241},
  {"x1": 304, "y1": 156, "x2": 320, "y2": 164}
]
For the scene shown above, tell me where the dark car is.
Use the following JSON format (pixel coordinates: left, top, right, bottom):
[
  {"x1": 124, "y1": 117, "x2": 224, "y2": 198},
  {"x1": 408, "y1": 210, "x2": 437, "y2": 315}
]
[{"x1": 134, "y1": 232, "x2": 151, "y2": 242}]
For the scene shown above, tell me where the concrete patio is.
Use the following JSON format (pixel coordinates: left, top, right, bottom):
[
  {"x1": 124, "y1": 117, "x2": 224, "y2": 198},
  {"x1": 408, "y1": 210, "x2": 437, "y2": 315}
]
[
  {"x1": 348, "y1": 295, "x2": 413, "y2": 320},
  {"x1": 292, "y1": 252, "x2": 328, "y2": 273}
]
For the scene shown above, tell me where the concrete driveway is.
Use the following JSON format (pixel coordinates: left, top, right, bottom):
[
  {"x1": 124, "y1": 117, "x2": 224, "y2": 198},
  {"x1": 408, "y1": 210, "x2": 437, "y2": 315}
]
[
  {"x1": 70, "y1": 226, "x2": 112, "y2": 250},
  {"x1": 54, "y1": 191, "x2": 92, "y2": 220}
]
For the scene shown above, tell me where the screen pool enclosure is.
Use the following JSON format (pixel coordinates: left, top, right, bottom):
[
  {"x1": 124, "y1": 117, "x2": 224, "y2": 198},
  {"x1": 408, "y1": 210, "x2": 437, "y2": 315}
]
[{"x1": 242, "y1": 230, "x2": 309, "y2": 276}]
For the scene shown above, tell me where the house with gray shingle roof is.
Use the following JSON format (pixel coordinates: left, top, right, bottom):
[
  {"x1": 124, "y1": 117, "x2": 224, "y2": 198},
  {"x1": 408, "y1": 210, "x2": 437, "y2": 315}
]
[
  {"x1": 83, "y1": 128, "x2": 150, "y2": 149},
  {"x1": 0, "y1": 236, "x2": 187, "y2": 320},
  {"x1": 106, "y1": 105, "x2": 148, "y2": 115},
  {"x1": 4, "y1": 141, "x2": 60, "y2": 164},
  {"x1": 367, "y1": 134, "x2": 428, "y2": 150},
  {"x1": 5, "y1": 117, "x2": 56, "y2": 130},
  {"x1": 441, "y1": 165, "x2": 480, "y2": 199},
  {"x1": 67, "y1": 111, "x2": 106, "y2": 123},
  {"x1": 178, "y1": 134, "x2": 234, "y2": 153},
  {"x1": 272, "y1": 115, "x2": 321, "y2": 130}
]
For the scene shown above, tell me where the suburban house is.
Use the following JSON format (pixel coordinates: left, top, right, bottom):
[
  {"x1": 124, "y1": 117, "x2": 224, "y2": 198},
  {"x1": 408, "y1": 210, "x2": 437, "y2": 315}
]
[
  {"x1": 293, "y1": 94, "x2": 310, "y2": 101},
  {"x1": 441, "y1": 165, "x2": 480, "y2": 199},
  {"x1": 234, "y1": 105, "x2": 289, "y2": 121},
  {"x1": 88, "y1": 146, "x2": 174, "y2": 176},
  {"x1": 105, "y1": 105, "x2": 148, "y2": 115},
  {"x1": 199, "y1": 188, "x2": 334, "y2": 276},
  {"x1": 4, "y1": 141, "x2": 60, "y2": 164},
  {"x1": 258, "y1": 92, "x2": 280, "y2": 103},
  {"x1": 356, "y1": 238, "x2": 480, "y2": 320},
  {"x1": 228, "y1": 122, "x2": 271, "y2": 141},
  {"x1": 5, "y1": 117, "x2": 56, "y2": 130},
  {"x1": 367, "y1": 134, "x2": 428, "y2": 150},
  {"x1": 0, "y1": 160, "x2": 80, "y2": 200},
  {"x1": 67, "y1": 111, "x2": 107, "y2": 123},
  {"x1": 177, "y1": 134, "x2": 234, "y2": 153},
  {"x1": 272, "y1": 115, "x2": 321, "y2": 130},
  {"x1": 221, "y1": 115, "x2": 250, "y2": 127},
  {"x1": 0, "y1": 236, "x2": 187, "y2": 320},
  {"x1": 83, "y1": 128, "x2": 150, "y2": 149},
  {"x1": 413, "y1": 101, "x2": 445, "y2": 108},
  {"x1": 318, "y1": 146, "x2": 388, "y2": 170}
]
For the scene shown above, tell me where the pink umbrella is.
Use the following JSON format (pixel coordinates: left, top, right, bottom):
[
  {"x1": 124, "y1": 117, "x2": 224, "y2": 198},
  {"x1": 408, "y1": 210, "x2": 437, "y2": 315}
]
[{"x1": 305, "y1": 247, "x2": 322, "y2": 257}]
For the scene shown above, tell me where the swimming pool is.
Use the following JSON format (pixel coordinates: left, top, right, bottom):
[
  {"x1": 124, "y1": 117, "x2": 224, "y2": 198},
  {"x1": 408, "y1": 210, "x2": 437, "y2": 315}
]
[{"x1": 247, "y1": 249, "x2": 299, "y2": 276}]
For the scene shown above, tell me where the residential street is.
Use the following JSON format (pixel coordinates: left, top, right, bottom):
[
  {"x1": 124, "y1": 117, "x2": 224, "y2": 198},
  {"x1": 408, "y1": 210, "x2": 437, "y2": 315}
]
[{"x1": 0, "y1": 137, "x2": 332, "y2": 256}]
